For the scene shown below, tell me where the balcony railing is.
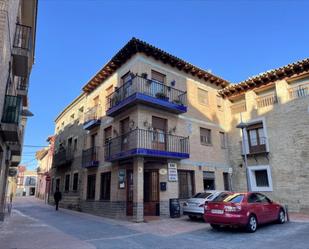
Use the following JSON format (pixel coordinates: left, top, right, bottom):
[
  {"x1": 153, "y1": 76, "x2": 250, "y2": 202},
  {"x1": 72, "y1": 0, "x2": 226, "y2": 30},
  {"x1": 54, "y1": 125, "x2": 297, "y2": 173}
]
[
  {"x1": 230, "y1": 102, "x2": 247, "y2": 114},
  {"x1": 82, "y1": 146, "x2": 99, "y2": 168},
  {"x1": 53, "y1": 148, "x2": 73, "y2": 167},
  {"x1": 256, "y1": 93, "x2": 278, "y2": 108},
  {"x1": 13, "y1": 24, "x2": 32, "y2": 51},
  {"x1": 288, "y1": 83, "x2": 309, "y2": 100},
  {"x1": 104, "y1": 128, "x2": 190, "y2": 161},
  {"x1": 106, "y1": 75, "x2": 187, "y2": 116},
  {"x1": 83, "y1": 105, "x2": 101, "y2": 130},
  {"x1": 1, "y1": 95, "x2": 22, "y2": 124},
  {"x1": 12, "y1": 24, "x2": 33, "y2": 78}
]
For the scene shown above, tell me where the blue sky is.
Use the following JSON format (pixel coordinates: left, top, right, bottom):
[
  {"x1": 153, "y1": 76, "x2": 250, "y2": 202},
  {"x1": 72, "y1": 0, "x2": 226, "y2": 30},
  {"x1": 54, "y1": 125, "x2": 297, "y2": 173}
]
[{"x1": 22, "y1": 0, "x2": 309, "y2": 169}]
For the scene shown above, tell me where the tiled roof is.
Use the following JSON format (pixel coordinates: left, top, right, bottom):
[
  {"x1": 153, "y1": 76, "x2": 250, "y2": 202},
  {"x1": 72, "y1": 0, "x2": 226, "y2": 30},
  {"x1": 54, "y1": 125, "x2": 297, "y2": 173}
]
[
  {"x1": 82, "y1": 37, "x2": 229, "y2": 93},
  {"x1": 220, "y1": 58, "x2": 309, "y2": 97}
]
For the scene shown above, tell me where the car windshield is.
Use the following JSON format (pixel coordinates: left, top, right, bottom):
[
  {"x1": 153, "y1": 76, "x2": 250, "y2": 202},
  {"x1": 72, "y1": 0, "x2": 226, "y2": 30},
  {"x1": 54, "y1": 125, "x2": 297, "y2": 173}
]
[
  {"x1": 223, "y1": 194, "x2": 244, "y2": 203},
  {"x1": 192, "y1": 192, "x2": 212, "y2": 198},
  {"x1": 211, "y1": 192, "x2": 230, "y2": 202}
]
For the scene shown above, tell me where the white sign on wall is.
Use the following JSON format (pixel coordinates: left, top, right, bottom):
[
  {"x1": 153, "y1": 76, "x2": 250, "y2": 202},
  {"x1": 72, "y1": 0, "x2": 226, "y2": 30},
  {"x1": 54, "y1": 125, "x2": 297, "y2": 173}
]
[{"x1": 168, "y1": 163, "x2": 178, "y2": 182}]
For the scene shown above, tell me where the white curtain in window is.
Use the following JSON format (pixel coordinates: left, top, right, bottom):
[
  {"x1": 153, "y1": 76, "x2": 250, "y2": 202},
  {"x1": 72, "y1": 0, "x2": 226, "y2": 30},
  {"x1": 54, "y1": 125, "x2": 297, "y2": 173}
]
[
  {"x1": 249, "y1": 130, "x2": 257, "y2": 146},
  {"x1": 258, "y1": 128, "x2": 265, "y2": 144}
]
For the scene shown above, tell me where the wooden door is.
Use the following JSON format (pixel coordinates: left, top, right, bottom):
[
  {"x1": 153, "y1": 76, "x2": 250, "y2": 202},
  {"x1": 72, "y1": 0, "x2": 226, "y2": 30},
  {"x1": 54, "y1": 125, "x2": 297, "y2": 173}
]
[
  {"x1": 120, "y1": 118, "x2": 130, "y2": 151},
  {"x1": 126, "y1": 169, "x2": 133, "y2": 216},
  {"x1": 152, "y1": 116, "x2": 167, "y2": 151},
  {"x1": 144, "y1": 170, "x2": 160, "y2": 216}
]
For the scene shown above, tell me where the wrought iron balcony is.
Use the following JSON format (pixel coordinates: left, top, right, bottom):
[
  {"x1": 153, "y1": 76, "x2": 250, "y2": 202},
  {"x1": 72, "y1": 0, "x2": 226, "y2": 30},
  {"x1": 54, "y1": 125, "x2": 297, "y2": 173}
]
[
  {"x1": 83, "y1": 105, "x2": 101, "y2": 130},
  {"x1": 53, "y1": 148, "x2": 73, "y2": 168},
  {"x1": 82, "y1": 146, "x2": 99, "y2": 168},
  {"x1": 0, "y1": 95, "x2": 22, "y2": 142},
  {"x1": 12, "y1": 24, "x2": 33, "y2": 77},
  {"x1": 104, "y1": 128, "x2": 190, "y2": 162},
  {"x1": 106, "y1": 75, "x2": 187, "y2": 117}
]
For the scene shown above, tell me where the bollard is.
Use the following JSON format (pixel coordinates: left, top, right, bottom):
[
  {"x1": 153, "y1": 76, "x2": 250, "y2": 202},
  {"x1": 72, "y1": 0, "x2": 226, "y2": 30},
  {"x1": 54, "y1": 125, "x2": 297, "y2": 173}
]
[{"x1": 285, "y1": 204, "x2": 290, "y2": 222}]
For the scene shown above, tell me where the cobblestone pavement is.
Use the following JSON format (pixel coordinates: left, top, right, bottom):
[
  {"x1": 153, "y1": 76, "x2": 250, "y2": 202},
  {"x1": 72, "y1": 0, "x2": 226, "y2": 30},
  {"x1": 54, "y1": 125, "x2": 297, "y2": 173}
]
[{"x1": 1, "y1": 197, "x2": 309, "y2": 249}]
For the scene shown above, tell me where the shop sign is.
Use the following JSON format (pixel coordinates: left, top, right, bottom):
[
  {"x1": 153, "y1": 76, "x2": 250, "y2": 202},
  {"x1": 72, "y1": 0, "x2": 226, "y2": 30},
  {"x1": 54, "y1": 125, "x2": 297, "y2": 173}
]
[
  {"x1": 118, "y1": 169, "x2": 126, "y2": 189},
  {"x1": 168, "y1": 163, "x2": 178, "y2": 182}
]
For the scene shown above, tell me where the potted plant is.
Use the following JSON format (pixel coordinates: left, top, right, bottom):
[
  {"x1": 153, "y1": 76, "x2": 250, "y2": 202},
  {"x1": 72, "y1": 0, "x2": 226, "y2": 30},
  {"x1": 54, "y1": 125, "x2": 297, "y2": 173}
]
[
  {"x1": 173, "y1": 99, "x2": 183, "y2": 105},
  {"x1": 155, "y1": 92, "x2": 169, "y2": 101}
]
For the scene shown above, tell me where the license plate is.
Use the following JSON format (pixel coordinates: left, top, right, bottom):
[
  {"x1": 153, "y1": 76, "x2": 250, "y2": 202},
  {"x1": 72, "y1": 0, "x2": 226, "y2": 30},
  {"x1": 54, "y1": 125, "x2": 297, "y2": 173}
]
[
  {"x1": 188, "y1": 203, "x2": 198, "y2": 207},
  {"x1": 211, "y1": 209, "x2": 224, "y2": 214}
]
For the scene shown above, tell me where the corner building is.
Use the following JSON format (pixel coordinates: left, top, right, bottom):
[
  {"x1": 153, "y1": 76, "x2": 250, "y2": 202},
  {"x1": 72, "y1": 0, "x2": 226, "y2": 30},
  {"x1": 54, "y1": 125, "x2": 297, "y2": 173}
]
[{"x1": 50, "y1": 38, "x2": 232, "y2": 221}]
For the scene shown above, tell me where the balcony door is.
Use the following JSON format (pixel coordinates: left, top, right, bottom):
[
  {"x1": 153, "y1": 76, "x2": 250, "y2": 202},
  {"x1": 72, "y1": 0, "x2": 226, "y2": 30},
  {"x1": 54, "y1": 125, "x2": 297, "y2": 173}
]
[
  {"x1": 151, "y1": 70, "x2": 166, "y2": 98},
  {"x1": 121, "y1": 72, "x2": 133, "y2": 99},
  {"x1": 247, "y1": 123, "x2": 266, "y2": 154},
  {"x1": 152, "y1": 116, "x2": 167, "y2": 151},
  {"x1": 120, "y1": 117, "x2": 130, "y2": 151},
  {"x1": 144, "y1": 169, "x2": 160, "y2": 216},
  {"x1": 90, "y1": 133, "x2": 97, "y2": 161}
]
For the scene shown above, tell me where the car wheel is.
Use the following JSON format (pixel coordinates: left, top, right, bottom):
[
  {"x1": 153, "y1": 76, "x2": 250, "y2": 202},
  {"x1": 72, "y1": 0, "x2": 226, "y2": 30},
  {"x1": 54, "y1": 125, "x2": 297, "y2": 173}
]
[
  {"x1": 189, "y1": 215, "x2": 197, "y2": 220},
  {"x1": 246, "y1": 215, "x2": 257, "y2": 233},
  {"x1": 210, "y1": 224, "x2": 221, "y2": 230},
  {"x1": 277, "y1": 209, "x2": 286, "y2": 224}
]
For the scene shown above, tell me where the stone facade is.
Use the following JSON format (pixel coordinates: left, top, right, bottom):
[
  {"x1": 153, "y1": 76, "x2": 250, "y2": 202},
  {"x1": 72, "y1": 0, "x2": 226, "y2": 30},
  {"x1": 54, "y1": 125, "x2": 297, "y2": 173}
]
[
  {"x1": 49, "y1": 42, "x2": 231, "y2": 221},
  {"x1": 226, "y1": 74, "x2": 309, "y2": 213},
  {"x1": 0, "y1": 0, "x2": 37, "y2": 221},
  {"x1": 49, "y1": 38, "x2": 309, "y2": 221}
]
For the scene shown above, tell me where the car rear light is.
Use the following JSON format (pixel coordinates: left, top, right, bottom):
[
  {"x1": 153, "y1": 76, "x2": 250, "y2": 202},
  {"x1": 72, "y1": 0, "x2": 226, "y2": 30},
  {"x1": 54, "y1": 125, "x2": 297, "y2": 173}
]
[
  {"x1": 183, "y1": 202, "x2": 188, "y2": 207},
  {"x1": 224, "y1": 205, "x2": 242, "y2": 212}
]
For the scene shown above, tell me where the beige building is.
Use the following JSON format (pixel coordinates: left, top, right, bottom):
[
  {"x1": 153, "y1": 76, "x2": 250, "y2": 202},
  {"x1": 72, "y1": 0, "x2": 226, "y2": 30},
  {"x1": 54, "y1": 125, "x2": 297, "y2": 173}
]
[
  {"x1": 49, "y1": 38, "x2": 232, "y2": 221},
  {"x1": 35, "y1": 136, "x2": 54, "y2": 201},
  {"x1": 49, "y1": 38, "x2": 309, "y2": 221},
  {"x1": 15, "y1": 166, "x2": 37, "y2": 197},
  {"x1": 0, "y1": 0, "x2": 38, "y2": 221}
]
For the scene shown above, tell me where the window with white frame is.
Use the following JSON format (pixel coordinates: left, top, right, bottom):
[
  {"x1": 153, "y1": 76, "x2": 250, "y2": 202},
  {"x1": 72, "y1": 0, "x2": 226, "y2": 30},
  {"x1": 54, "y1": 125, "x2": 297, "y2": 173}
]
[{"x1": 248, "y1": 165, "x2": 273, "y2": 192}]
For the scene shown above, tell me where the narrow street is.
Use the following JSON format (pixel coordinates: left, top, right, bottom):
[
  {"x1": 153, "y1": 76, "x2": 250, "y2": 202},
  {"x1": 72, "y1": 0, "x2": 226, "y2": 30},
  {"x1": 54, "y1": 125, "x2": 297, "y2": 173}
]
[{"x1": 0, "y1": 197, "x2": 309, "y2": 249}]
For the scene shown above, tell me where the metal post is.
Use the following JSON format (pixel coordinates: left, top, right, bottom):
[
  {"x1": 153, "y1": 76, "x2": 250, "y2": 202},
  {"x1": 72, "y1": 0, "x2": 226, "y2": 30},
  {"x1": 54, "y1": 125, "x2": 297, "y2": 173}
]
[
  {"x1": 237, "y1": 113, "x2": 250, "y2": 192},
  {"x1": 241, "y1": 128, "x2": 250, "y2": 192}
]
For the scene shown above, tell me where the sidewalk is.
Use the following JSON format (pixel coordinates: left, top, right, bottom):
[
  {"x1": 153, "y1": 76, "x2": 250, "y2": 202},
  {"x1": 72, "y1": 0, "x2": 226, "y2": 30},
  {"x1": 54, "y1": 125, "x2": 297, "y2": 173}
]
[
  {"x1": 0, "y1": 209, "x2": 95, "y2": 249},
  {"x1": 289, "y1": 212, "x2": 309, "y2": 223}
]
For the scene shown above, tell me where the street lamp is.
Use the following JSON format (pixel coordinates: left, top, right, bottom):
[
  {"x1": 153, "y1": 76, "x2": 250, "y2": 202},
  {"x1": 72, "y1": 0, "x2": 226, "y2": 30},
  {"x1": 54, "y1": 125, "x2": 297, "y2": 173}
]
[{"x1": 236, "y1": 119, "x2": 250, "y2": 191}]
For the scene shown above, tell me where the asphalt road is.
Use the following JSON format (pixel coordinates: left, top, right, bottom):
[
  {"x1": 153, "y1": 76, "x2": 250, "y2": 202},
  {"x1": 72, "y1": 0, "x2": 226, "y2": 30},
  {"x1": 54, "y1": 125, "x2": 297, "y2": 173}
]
[{"x1": 1, "y1": 197, "x2": 309, "y2": 249}]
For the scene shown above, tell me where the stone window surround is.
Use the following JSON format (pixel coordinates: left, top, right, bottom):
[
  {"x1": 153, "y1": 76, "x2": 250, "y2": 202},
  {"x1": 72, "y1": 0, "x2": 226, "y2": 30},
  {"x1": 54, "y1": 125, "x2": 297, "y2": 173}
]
[{"x1": 248, "y1": 165, "x2": 273, "y2": 192}]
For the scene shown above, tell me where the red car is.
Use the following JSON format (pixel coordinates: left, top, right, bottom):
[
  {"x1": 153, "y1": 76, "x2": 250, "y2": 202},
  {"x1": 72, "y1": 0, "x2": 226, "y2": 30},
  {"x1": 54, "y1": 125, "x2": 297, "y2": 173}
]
[{"x1": 204, "y1": 192, "x2": 286, "y2": 232}]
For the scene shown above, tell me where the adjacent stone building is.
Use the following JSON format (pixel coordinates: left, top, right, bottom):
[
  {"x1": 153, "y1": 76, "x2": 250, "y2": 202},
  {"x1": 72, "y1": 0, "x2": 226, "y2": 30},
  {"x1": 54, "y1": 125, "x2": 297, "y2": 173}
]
[
  {"x1": 0, "y1": 0, "x2": 38, "y2": 221},
  {"x1": 221, "y1": 59, "x2": 309, "y2": 213},
  {"x1": 49, "y1": 37, "x2": 309, "y2": 221}
]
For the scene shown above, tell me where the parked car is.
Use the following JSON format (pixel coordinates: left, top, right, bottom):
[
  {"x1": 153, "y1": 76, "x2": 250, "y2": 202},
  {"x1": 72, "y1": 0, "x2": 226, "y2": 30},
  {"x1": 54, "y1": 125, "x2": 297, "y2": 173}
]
[
  {"x1": 183, "y1": 191, "x2": 229, "y2": 220},
  {"x1": 204, "y1": 192, "x2": 286, "y2": 232}
]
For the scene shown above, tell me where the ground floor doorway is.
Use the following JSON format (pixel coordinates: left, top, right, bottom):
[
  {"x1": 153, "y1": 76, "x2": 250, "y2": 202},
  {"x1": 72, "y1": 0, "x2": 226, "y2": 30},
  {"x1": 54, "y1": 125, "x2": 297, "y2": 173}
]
[{"x1": 144, "y1": 169, "x2": 160, "y2": 216}]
